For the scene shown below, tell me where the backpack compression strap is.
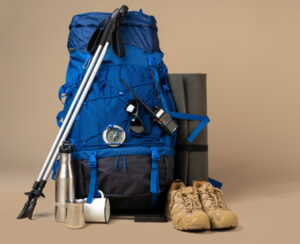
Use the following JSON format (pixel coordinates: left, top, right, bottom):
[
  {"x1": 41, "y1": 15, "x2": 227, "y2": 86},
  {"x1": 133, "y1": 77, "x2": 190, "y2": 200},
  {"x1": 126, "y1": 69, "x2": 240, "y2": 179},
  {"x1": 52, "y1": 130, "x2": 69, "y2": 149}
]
[
  {"x1": 87, "y1": 152, "x2": 100, "y2": 203},
  {"x1": 150, "y1": 147, "x2": 160, "y2": 206},
  {"x1": 170, "y1": 112, "x2": 210, "y2": 143}
]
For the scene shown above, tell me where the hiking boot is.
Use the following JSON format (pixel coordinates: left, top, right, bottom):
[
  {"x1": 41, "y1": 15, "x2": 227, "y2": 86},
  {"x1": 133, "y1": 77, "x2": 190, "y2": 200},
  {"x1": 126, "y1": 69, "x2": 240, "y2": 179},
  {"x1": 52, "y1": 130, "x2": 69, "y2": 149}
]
[
  {"x1": 166, "y1": 180, "x2": 210, "y2": 231},
  {"x1": 194, "y1": 181, "x2": 238, "y2": 229}
]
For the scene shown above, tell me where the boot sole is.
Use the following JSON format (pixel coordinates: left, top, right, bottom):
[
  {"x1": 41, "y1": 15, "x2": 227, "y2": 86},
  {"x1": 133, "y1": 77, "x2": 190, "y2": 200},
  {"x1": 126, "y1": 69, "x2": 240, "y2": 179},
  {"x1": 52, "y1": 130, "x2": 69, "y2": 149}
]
[
  {"x1": 174, "y1": 224, "x2": 211, "y2": 231},
  {"x1": 211, "y1": 224, "x2": 238, "y2": 230}
]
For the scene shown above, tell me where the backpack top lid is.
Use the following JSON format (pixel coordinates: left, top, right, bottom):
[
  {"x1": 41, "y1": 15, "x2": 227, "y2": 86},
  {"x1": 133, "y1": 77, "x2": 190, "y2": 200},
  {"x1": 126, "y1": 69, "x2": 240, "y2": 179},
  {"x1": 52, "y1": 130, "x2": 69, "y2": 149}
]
[{"x1": 68, "y1": 10, "x2": 160, "y2": 54}]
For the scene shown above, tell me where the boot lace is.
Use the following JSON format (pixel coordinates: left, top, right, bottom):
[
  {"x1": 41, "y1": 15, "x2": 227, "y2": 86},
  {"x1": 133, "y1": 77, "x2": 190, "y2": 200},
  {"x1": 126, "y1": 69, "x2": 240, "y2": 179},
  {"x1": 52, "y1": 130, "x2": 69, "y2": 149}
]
[
  {"x1": 202, "y1": 187, "x2": 228, "y2": 210},
  {"x1": 180, "y1": 189, "x2": 202, "y2": 212}
]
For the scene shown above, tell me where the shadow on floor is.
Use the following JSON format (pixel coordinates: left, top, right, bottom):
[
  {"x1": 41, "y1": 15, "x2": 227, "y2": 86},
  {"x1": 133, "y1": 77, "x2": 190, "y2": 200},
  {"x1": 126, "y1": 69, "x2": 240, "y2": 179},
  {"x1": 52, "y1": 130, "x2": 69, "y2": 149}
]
[{"x1": 33, "y1": 212, "x2": 53, "y2": 218}]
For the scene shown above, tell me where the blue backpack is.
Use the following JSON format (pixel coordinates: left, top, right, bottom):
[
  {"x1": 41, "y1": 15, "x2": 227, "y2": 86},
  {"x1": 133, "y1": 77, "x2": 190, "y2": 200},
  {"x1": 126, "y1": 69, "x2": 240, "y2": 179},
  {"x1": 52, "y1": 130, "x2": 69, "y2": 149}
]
[{"x1": 55, "y1": 10, "x2": 208, "y2": 213}]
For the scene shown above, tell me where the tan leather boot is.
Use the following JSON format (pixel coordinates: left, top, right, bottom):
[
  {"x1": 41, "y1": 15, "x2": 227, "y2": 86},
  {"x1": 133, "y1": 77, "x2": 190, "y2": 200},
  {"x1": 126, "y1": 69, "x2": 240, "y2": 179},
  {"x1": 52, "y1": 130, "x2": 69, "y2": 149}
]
[
  {"x1": 194, "y1": 181, "x2": 238, "y2": 229},
  {"x1": 166, "y1": 180, "x2": 210, "y2": 231}
]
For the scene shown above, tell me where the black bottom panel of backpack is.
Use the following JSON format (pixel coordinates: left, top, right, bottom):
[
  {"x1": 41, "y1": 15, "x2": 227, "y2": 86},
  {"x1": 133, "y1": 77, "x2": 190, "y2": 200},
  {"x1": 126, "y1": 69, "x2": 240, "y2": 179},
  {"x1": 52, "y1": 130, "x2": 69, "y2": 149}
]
[{"x1": 72, "y1": 155, "x2": 173, "y2": 213}]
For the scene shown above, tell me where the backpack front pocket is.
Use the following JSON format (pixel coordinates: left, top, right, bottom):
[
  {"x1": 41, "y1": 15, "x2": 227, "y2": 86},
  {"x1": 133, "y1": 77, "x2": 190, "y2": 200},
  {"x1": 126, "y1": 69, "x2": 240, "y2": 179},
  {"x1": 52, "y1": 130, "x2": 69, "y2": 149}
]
[{"x1": 72, "y1": 152, "x2": 174, "y2": 211}]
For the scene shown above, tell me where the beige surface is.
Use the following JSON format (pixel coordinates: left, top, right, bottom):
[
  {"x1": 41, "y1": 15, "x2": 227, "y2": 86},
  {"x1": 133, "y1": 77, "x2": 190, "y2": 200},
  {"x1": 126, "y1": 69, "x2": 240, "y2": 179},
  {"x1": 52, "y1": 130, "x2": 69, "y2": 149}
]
[
  {"x1": 2, "y1": 172, "x2": 300, "y2": 243},
  {"x1": 1, "y1": 0, "x2": 300, "y2": 243}
]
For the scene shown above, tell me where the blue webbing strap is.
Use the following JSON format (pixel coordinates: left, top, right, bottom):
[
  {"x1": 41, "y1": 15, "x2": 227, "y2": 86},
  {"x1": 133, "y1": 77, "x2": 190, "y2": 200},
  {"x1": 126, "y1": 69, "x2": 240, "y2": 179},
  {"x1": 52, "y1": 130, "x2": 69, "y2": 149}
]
[
  {"x1": 170, "y1": 112, "x2": 210, "y2": 143},
  {"x1": 87, "y1": 152, "x2": 100, "y2": 203},
  {"x1": 150, "y1": 147, "x2": 160, "y2": 206},
  {"x1": 56, "y1": 79, "x2": 81, "y2": 127},
  {"x1": 58, "y1": 85, "x2": 67, "y2": 103},
  {"x1": 56, "y1": 111, "x2": 65, "y2": 127},
  {"x1": 208, "y1": 178, "x2": 223, "y2": 189},
  {"x1": 58, "y1": 81, "x2": 77, "y2": 103}
]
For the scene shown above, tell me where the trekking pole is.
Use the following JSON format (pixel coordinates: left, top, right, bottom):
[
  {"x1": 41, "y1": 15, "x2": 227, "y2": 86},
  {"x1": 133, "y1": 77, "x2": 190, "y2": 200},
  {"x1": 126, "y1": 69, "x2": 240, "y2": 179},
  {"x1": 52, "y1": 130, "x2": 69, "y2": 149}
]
[{"x1": 17, "y1": 5, "x2": 128, "y2": 220}]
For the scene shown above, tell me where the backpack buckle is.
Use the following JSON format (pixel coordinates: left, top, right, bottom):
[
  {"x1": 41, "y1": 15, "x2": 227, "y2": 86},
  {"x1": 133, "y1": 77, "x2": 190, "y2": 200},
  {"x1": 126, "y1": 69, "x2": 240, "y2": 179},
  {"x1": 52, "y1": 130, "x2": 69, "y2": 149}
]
[
  {"x1": 151, "y1": 147, "x2": 160, "y2": 161},
  {"x1": 89, "y1": 152, "x2": 97, "y2": 168}
]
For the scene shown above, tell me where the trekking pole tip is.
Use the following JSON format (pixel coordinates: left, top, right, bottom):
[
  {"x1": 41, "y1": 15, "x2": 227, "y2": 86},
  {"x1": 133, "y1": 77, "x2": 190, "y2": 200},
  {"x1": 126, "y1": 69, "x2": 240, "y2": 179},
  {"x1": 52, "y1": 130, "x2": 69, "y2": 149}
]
[
  {"x1": 17, "y1": 197, "x2": 37, "y2": 220},
  {"x1": 17, "y1": 180, "x2": 46, "y2": 220}
]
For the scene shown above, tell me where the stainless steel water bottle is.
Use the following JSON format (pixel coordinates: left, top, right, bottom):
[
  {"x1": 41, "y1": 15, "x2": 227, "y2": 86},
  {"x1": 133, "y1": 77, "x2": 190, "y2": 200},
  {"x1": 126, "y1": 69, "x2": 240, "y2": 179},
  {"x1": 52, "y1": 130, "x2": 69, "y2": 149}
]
[{"x1": 55, "y1": 141, "x2": 75, "y2": 222}]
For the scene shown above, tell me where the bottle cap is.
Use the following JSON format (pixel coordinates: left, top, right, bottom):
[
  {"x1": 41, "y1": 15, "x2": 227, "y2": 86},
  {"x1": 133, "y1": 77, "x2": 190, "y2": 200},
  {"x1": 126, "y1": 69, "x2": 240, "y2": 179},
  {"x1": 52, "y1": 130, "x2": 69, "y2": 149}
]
[{"x1": 59, "y1": 141, "x2": 72, "y2": 153}]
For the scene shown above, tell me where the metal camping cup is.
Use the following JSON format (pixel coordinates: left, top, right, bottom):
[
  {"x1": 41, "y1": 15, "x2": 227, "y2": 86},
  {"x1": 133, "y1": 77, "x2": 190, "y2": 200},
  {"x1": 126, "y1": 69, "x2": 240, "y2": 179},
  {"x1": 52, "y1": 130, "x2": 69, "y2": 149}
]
[
  {"x1": 84, "y1": 191, "x2": 110, "y2": 223},
  {"x1": 66, "y1": 199, "x2": 85, "y2": 229}
]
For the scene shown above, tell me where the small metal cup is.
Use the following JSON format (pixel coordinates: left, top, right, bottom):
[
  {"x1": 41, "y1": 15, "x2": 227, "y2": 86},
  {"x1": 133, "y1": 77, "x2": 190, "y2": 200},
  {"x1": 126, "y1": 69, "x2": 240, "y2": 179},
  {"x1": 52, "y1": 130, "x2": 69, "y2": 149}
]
[{"x1": 66, "y1": 199, "x2": 85, "y2": 229}]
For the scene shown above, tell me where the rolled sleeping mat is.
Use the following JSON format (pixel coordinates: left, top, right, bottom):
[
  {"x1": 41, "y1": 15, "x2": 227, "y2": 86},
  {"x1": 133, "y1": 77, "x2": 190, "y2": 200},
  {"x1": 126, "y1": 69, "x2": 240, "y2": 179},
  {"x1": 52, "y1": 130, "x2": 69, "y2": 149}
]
[{"x1": 168, "y1": 74, "x2": 208, "y2": 186}]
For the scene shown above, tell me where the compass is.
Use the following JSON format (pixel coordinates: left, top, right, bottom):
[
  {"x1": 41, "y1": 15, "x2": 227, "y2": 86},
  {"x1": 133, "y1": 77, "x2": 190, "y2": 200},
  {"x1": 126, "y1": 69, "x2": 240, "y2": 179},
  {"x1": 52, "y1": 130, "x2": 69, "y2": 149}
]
[{"x1": 102, "y1": 125, "x2": 126, "y2": 147}]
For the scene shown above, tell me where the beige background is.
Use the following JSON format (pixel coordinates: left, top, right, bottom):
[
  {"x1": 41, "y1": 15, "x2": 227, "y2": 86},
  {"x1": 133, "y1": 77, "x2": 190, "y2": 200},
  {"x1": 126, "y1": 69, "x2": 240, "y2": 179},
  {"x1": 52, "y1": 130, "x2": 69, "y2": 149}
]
[{"x1": 0, "y1": 0, "x2": 299, "y2": 243}]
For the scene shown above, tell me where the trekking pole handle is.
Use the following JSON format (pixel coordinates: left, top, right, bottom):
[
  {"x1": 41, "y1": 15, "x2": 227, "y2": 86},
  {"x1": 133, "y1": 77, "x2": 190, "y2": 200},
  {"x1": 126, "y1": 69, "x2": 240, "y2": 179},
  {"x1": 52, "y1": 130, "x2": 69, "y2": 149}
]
[
  {"x1": 119, "y1": 5, "x2": 129, "y2": 19},
  {"x1": 111, "y1": 5, "x2": 128, "y2": 19},
  {"x1": 111, "y1": 7, "x2": 120, "y2": 19},
  {"x1": 99, "y1": 5, "x2": 129, "y2": 46}
]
